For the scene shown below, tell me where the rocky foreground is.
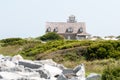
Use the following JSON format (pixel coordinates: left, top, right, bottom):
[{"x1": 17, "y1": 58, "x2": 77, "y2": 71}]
[{"x1": 0, "y1": 54, "x2": 101, "y2": 80}]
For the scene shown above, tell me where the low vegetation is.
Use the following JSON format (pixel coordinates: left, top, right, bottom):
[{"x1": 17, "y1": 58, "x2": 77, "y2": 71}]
[
  {"x1": 19, "y1": 40, "x2": 120, "y2": 61},
  {"x1": 0, "y1": 38, "x2": 27, "y2": 46},
  {"x1": 1, "y1": 36, "x2": 120, "y2": 77},
  {"x1": 37, "y1": 32, "x2": 64, "y2": 41},
  {"x1": 102, "y1": 63, "x2": 120, "y2": 80}
]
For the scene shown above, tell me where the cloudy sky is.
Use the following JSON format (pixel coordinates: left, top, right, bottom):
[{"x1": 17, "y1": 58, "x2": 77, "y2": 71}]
[{"x1": 0, "y1": 0, "x2": 120, "y2": 39}]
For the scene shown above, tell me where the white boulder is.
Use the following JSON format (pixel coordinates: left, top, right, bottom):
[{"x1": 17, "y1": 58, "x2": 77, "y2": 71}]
[
  {"x1": 86, "y1": 73, "x2": 101, "y2": 80},
  {"x1": 44, "y1": 64, "x2": 62, "y2": 77},
  {"x1": 12, "y1": 54, "x2": 23, "y2": 63}
]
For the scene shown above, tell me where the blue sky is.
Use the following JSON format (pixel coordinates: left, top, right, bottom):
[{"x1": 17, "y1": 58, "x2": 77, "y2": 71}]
[{"x1": 0, "y1": 0, "x2": 120, "y2": 39}]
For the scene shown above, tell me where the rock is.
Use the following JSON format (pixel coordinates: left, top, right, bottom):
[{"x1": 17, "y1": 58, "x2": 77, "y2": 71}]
[
  {"x1": 4, "y1": 56, "x2": 12, "y2": 61},
  {"x1": 74, "y1": 64, "x2": 85, "y2": 80},
  {"x1": 36, "y1": 68, "x2": 50, "y2": 79},
  {"x1": 19, "y1": 60, "x2": 42, "y2": 69},
  {"x1": 0, "y1": 66, "x2": 22, "y2": 72},
  {"x1": 69, "y1": 77, "x2": 79, "y2": 80},
  {"x1": 0, "y1": 54, "x2": 4, "y2": 59},
  {"x1": 28, "y1": 77, "x2": 45, "y2": 80},
  {"x1": 0, "y1": 54, "x2": 88, "y2": 80},
  {"x1": 16, "y1": 71, "x2": 40, "y2": 78},
  {"x1": 57, "y1": 74, "x2": 67, "y2": 80},
  {"x1": 35, "y1": 59, "x2": 66, "y2": 70},
  {"x1": 44, "y1": 64, "x2": 62, "y2": 77},
  {"x1": 12, "y1": 54, "x2": 23, "y2": 63},
  {"x1": 62, "y1": 69, "x2": 74, "y2": 75},
  {"x1": 0, "y1": 60, "x2": 15, "y2": 69},
  {"x1": 58, "y1": 64, "x2": 85, "y2": 80},
  {"x1": 86, "y1": 73, "x2": 101, "y2": 80},
  {"x1": 0, "y1": 75, "x2": 3, "y2": 79},
  {"x1": 0, "y1": 72, "x2": 22, "y2": 80},
  {"x1": 50, "y1": 77, "x2": 57, "y2": 80},
  {"x1": 57, "y1": 64, "x2": 67, "y2": 70},
  {"x1": 37, "y1": 59, "x2": 57, "y2": 66},
  {"x1": 62, "y1": 69, "x2": 76, "y2": 79}
]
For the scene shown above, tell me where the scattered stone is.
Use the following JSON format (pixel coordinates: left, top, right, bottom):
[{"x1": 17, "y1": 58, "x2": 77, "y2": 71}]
[
  {"x1": 57, "y1": 74, "x2": 67, "y2": 80},
  {"x1": 86, "y1": 73, "x2": 101, "y2": 80},
  {"x1": 35, "y1": 59, "x2": 67, "y2": 70},
  {"x1": 12, "y1": 54, "x2": 23, "y2": 63},
  {"x1": 44, "y1": 64, "x2": 62, "y2": 77},
  {"x1": 0, "y1": 54, "x2": 100, "y2": 80},
  {"x1": 59, "y1": 64, "x2": 85, "y2": 80},
  {"x1": 0, "y1": 72, "x2": 22, "y2": 80},
  {"x1": 0, "y1": 54, "x2": 4, "y2": 59},
  {"x1": 19, "y1": 60, "x2": 42, "y2": 69},
  {"x1": 36, "y1": 68, "x2": 50, "y2": 79},
  {"x1": 74, "y1": 64, "x2": 85, "y2": 80},
  {"x1": 0, "y1": 75, "x2": 3, "y2": 79}
]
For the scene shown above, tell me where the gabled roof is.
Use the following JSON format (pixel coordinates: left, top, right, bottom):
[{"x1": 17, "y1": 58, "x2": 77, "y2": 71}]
[{"x1": 46, "y1": 22, "x2": 87, "y2": 34}]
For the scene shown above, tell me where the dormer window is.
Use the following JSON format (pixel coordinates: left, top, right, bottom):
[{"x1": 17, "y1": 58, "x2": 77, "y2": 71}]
[
  {"x1": 46, "y1": 27, "x2": 51, "y2": 32},
  {"x1": 53, "y1": 27, "x2": 58, "y2": 32},
  {"x1": 78, "y1": 27, "x2": 83, "y2": 33},
  {"x1": 67, "y1": 27, "x2": 73, "y2": 33}
]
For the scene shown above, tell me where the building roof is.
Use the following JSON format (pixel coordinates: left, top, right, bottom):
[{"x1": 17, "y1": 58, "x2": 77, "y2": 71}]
[
  {"x1": 46, "y1": 15, "x2": 91, "y2": 36},
  {"x1": 46, "y1": 22, "x2": 90, "y2": 35}
]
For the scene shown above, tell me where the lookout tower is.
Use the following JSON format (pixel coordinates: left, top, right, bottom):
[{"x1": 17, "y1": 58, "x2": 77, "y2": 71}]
[{"x1": 67, "y1": 15, "x2": 76, "y2": 23}]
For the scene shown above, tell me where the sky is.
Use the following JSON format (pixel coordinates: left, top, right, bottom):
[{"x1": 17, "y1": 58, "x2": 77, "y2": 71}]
[{"x1": 0, "y1": 0, "x2": 120, "y2": 39}]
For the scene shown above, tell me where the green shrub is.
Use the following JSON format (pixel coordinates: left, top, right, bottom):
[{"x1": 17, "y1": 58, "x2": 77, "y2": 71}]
[
  {"x1": 102, "y1": 64, "x2": 120, "y2": 80},
  {"x1": 57, "y1": 44, "x2": 73, "y2": 50},
  {"x1": 39, "y1": 32, "x2": 64, "y2": 41},
  {"x1": 85, "y1": 41, "x2": 120, "y2": 60},
  {"x1": 1, "y1": 38, "x2": 22, "y2": 43},
  {"x1": 63, "y1": 51, "x2": 80, "y2": 61},
  {"x1": 0, "y1": 38, "x2": 28, "y2": 46},
  {"x1": 19, "y1": 40, "x2": 120, "y2": 60}
]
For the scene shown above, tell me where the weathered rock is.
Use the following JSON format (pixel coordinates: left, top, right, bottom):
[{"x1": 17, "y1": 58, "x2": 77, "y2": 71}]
[
  {"x1": 35, "y1": 59, "x2": 66, "y2": 70},
  {"x1": 0, "y1": 66, "x2": 22, "y2": 72},
  {"x1": 0, "y1": 54, "x2": 88, "y2": 80},
  {"x1": 37, "y1": 59, "x2": 57, "y2": 66},
  {"x1": 0, "y1": 72, "x2": 22, "y2": 80},
  {"x1": 4, "y1": 56, "x2": 12, "y2": 61},
  {"x1": 36, "y1": 68, "x2": 50, "y2": 79},
  {"x1": 12, "y1": 54, "x2": 23, "y2": 63},
  {"x1": 0, "y1": 75, "x2": 3, "y2": 79},
  {"x1": 57, "y1": 74, "x2": 67, "y2": 80},
  {"x1": 19, "y1": 60, "x2": 42, "y2": 69},
  {"x1": 44, "y1": 64, "x2": 62, "y2": 77},
  {"x1": 86, "y1": 73, "x2": 101, "y2": 80},
  {"x1": 59, "y1": 64, "x2": 85, "y2": 80},
  {"x1": 5, "y1": 60, "x2": 16, "y2": 68},
  {"x1": 0, "y1": 54, "x2": 4, "y2": 59},
  {"x1": 63, "y1": 69, "x2": 74, "y2": 74},
  {"x1": 74, "y1": 64, "x2": 85, "y2": 80}
]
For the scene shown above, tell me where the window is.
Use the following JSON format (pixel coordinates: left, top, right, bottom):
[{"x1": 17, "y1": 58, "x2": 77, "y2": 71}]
[
  {"x1": 46, "y1": 27, "x2": 51, "y2": 32},
  {"x1": 67, "y1": 27, "x2": 73, "y2": 33},
  {"x1": 53, "y1": 27, "x2": 58, "y2": 32},
  {"x1": 78, "y1": 27, "x2": 83, "y2": 33}
]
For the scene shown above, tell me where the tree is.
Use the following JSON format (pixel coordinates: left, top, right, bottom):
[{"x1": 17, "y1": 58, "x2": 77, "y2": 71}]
[{"x1": 40, "y1": 32, "x2": 64, "y2": 41}]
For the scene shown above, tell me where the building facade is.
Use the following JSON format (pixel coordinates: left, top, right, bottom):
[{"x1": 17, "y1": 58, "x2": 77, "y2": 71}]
[{"x1": 46, "y1": 15, "x2": 91, "y2": 40}]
